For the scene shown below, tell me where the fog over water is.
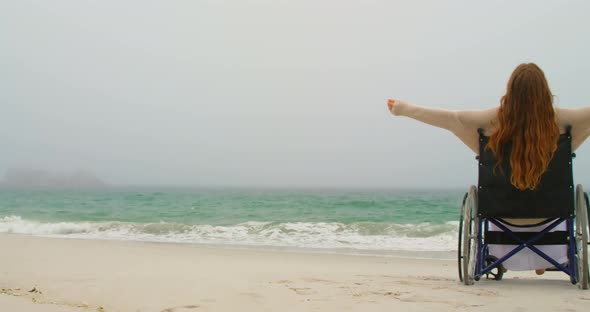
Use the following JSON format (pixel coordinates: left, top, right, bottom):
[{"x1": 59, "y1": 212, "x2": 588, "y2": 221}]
[{"x1": 2, "y1": 1, "x2": 590, "y2": 188}]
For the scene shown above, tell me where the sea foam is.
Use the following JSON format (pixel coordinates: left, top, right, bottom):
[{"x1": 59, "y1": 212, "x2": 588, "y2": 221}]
[{"x1": 0, "y1": 215, "x2": 459, "y2": 252}]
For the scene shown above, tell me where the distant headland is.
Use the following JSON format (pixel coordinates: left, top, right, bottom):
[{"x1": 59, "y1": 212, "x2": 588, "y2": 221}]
[{"x1": 0, "y1": 168, "x2": 107, "y2": 189}]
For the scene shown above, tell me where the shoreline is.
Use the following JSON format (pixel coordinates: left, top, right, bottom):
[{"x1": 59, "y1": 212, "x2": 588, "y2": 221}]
[
  {"x1": 0, "y1": 215, "x2": 460, "y2": 256},
  {"x1": 23, "y1": 233, "x2": 458, "y2": 260},
  {"x1": 2, "y1": 233, "x2": 590, "y2": 311}
]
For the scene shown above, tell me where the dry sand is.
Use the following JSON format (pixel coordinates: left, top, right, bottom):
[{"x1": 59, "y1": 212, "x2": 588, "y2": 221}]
[{"x1": 1, "y1": 233, "x2": 590, "y2": 312}]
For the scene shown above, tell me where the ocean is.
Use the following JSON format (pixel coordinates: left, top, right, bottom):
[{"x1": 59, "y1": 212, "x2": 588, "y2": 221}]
[{"x1": 0, "y1": 188, "x2": 464, "y2": 255}]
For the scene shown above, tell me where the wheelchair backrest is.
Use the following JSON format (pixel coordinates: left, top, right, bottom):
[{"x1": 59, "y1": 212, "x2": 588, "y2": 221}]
[{"x1": 477, "y1": 126, "x2": 574, "y2": 218}]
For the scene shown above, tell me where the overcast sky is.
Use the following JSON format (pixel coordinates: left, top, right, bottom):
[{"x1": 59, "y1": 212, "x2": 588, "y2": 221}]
[{"x1": 1, "y1": 0, "x2": 590, "y2": 188}]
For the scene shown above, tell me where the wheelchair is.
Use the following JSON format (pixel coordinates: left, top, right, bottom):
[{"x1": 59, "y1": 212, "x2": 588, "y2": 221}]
[{"x1": 458, "y1": 126, "x2": 590, "y2": 288}]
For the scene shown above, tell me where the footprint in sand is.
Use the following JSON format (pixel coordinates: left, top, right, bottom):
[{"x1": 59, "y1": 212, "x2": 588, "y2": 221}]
[
  {"x1": 289, "y1": 287, "x2": 315, "y2": 295},
  {"x1": 241, "y1": 292, "x2": 263, "y2": 299},
  {"x1": 161, "y1": 304, "x2": 200, "y2": 312},
  {"x1": 302, "y1": 278, "x2": 335, "y2": 284},
  {"x1": 274, "y1": 280, "x2": 293, "y2": 284}
]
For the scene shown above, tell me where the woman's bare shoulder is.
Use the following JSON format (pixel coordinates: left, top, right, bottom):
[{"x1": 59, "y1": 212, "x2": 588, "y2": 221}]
[
  {"x1": 456, "y1": 106, "x2": 499, "y2": 132},
  {"x1": 555, "y1": 106, "x2": 590, "y2": 128}
]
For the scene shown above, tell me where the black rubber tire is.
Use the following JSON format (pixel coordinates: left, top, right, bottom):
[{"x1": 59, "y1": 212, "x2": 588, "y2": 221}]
[
  {"x1": 458, "y1": 192, "x2": 468, "y2": 283},
  {"x1": 484, "y1": 255, "x2": 504, "y2": 281},
  {"x1": 576, "y1": 185, "x2": 589, "y2": 289},
  {"x1": 462, "y1": 186, "x2": 478, "y2": 285}
]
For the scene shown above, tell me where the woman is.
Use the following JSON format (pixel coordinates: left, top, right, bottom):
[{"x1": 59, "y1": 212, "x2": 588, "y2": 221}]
[{"x1": 387, "y1": 63, "x2": 590, "y2": 274}]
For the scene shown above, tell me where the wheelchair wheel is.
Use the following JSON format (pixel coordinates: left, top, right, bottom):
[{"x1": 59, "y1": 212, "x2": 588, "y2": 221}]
[
  {"x1": 458, "y1": 192, "x2": 468, "y2": 283},
  {"x1": 484, "y1": 255, "x2": 504, "y2": 281},
  {"x1": 461, "y1": 185, "x2": 479, "y2": 285},
  {"x1": 576, "y1": 185, "x2": 589, "y2": 289}
]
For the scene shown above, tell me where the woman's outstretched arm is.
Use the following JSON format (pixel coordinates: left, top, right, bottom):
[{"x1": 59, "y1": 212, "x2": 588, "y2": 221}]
[
  {"x1": 387, "y1": 99, "x2": 498, "y2": 154},
  {"x1": 388, "y1": 99, "x2": 462, "y2": 132}
]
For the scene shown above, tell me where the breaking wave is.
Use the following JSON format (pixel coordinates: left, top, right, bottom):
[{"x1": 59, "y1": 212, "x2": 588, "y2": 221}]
[{"x1": 0, "y1": 215, "x2": 459, "y2": 252}]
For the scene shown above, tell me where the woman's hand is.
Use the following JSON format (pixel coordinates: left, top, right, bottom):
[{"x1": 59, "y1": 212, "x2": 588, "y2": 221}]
[
  {"x1": 387, "y1": 99, "x2": 395, "y2": 113},
  {"x1": 388, "y1": 98, "x2": 402, "y2": 115}
]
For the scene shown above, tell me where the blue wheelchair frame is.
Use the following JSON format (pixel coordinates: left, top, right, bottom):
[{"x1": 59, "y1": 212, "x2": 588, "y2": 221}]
[{"x1": 475, "y1": 217, "x2": 577, "y2": 282}]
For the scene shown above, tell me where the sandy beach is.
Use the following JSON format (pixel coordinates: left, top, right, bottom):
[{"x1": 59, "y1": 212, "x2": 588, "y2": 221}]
[{"x1": 1, "y1": 234, "x2": 590, "y2": 312}]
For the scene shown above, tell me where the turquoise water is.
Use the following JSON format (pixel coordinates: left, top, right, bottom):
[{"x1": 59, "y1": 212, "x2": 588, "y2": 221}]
[{"x1": 0, "y1": 188, "x2": 464, "y2": 252}]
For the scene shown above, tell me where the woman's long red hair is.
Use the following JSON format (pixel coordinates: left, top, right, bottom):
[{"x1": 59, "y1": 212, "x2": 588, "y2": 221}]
[{"x1": 487, "y1": 63, "x2": 560, "y2": 190}]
